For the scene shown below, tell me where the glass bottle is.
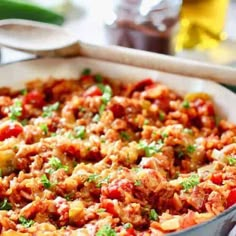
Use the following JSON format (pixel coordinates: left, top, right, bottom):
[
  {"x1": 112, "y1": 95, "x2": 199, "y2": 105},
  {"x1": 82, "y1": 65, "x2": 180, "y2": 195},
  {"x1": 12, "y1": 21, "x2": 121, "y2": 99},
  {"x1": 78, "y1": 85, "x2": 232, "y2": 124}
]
[{"x1": 104, "y1": 0, "x2": 182, "y2": 55}]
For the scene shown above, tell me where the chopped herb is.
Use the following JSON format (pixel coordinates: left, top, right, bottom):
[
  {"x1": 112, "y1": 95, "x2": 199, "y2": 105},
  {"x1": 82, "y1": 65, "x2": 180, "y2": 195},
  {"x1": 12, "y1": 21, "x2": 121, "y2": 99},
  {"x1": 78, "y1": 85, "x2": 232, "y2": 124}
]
[
  {"x1": 95, "y1": 74, "x2": 103, "y2": 83},
  {"x1": 149, "y1": 209, "x2": 158, "y2": 221},
  {"x1": 19, "y1": 216, "x2": 35, "y2": 228},
  {"x1": 96, "y1": 176, "x2": 110, "y2": 188},
  {"x1": 64, "y1": 193, "x2": 74, "y2": 201},
  {"x1": 48, "y1": 157, "x2": 68, "y2": 172},
  {"x1": 159, "y1": 112, "x2": 165, "y2": 121},
  {"x1": 20, "y1": 88, "x2": 27, "y2": 95},
  {"x1": 39, "y1": 123, "x2": 48, "y2": 135},
  {"x1": 42, "y1": 102, "x2": 60, "y2": 117},
  {"x1": 180, "y1": 174, "x2": 200, "y2": 192},
  {"x1": 183, "y1": 128, "x2": 193, "y2": 135},
  {"x1": 0, "y1": 169, "x2": 2, "y2": 177},
  {"x1": 20, "y1": 119, "x2": 28, "y2": 126},
  {"x1": 96, "y1": 224, "x2": 117, "y2": 236},
  {"x1": 120, "y1": 131, "x2": 130, "y2": 141},
  {"x1": 177, "y1": 150, "x2": 184, "y2": 159},
  {"x1": 74, "y1": 126, "x2": 86, "y2": 139},
  {"x1": 144, "y1": 119, "x2": 149, "y2": 125},
  {"x1": 93, "y1": 114, "x2": 100, "y2": 123},
  {"x1": 161, "y1": 132, "x2": 168, "y2": 138},
  {"x1": 134, "y1": 180, "x2": 142, "y2": 186},
  {"x1": 65, "y1": 131, "x2": 74, "y2": 140},
  {"x1": 87, "y1": 174, "x2": 99, "y2": 183},
  {"x1": 99, "y1": 104, "x2": 106, "y2": 115},
  {"x1": 228, "y1": 157, "x2": 236, "y2": 166},
  {"x1": 81, "y1": 68, "x2": 91, "y2": 76},
  {"x1": 123, "y1": 223, "x2": 132, "y2": 229},
  {"x1": 0, "y1": 198, "x2": 12, "y2": 210},
  {"x1": 97, "y1": 208, "x2": 106, "y2": 213},
  {"x1": 186, "y1": 144, "x2": 196, "y2": 154},
  {"x1": 9, "y1": 100, "x2": 22, "y2": 120},
  {"x1": 138, "y1": 140, "x2": 163, "y2": 157},
  {"x1": 182, "y1": 100, "x2": 190, "y2": 109},
  {"x1": 50, "y1": 133, "x2": 57, "y2": 137},
  {"x1": 100, "y1": 85, "x2": 112, "y2": 105},
  {"x1": 79, "y1": 107, "x2": 86, "y2": 113},
  {"x1": 41, "y1": 174, "x2": 52, "y2": 189},
  {"x1": 131, "y1": 167, "x2": 142, "y2": 173}
]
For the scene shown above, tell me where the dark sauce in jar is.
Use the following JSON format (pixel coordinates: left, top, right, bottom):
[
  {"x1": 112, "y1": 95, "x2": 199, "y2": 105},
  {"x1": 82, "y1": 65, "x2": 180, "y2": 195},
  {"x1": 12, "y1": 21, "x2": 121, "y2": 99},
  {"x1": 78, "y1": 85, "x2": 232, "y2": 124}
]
[{"x1": 105, "y1": 0, "x2": 181, "y2": 55}]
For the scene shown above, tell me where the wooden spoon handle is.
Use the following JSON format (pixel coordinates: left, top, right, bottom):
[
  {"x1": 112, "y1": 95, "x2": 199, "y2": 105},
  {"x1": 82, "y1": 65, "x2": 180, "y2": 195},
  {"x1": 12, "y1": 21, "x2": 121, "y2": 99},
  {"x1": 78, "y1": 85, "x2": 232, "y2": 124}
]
[{"x1": 78, "y1": 42, "x2": 236, "y2": 86}]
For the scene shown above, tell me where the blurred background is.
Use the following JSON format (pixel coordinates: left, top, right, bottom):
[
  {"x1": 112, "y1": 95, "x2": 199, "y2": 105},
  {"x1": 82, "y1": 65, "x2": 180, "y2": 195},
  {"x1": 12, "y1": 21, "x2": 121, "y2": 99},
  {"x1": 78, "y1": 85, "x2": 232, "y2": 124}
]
[{"x1": 1, "y1": 0, "x2": 236, "y2": 66}]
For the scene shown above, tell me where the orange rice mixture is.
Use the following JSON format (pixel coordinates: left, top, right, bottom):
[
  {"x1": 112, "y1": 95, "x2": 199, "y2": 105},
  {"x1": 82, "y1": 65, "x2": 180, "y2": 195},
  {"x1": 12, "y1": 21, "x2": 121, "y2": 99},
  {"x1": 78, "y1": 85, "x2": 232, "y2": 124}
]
[{"x1": 0, "y1": 70, "x2": 236, "y2": 236}]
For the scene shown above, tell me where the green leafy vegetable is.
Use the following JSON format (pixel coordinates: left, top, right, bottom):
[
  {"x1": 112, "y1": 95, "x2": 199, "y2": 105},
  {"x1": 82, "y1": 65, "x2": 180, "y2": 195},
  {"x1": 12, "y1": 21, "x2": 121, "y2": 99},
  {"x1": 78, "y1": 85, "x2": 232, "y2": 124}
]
[
  {"x1": 95, "y1": 74, "x2": 103, "y2": 83},
  {"x1": 87, "y1": 174, "x2": 99, "y2": 183},
  {"x1": 74, "y1": 126, "x2": 86, "y2": 139},
  {"x1": 120, "y1": 131, "x2": 130, "y2": 141},
  {"x1": 123, "y1": 223, "x2": 132, "y2": 229},
  {"x1": 138, "y1": 140, "x2": 163, "y2": 157},
  {"x1": 96, "y1": 225, "x2": 117, "y2": 236},
  {"x1": 81, "y1": 68, "x2": 91, "y2": 76},
  {"x1": 159, "y1": 112, "x2": 165, "y2": 121},
  {"x1": 149, "y1": 209, "x2": 158, "y2": 221},
  {"x1": 41, "y1": 174, "x2": 52, "y2": 189},
  {"x1": 180, "y1": 174, "x2": 200, "y2": 191},
  {"x1": 97, "y1": 208, "x2": 106, "y2": 213},
  {"x1": 228, "y1": 157, "x2": 236, "y2": 166},
  {"x1": 48, "y1": 157, "x2": 68, "y2": 172},
  {"x1": 0, "y1": 198, "x2": 12, "y2": 210},
  {"x1": 134, "y1": 180, "x2": 142, "y2": 186},
  {"x1": 20, "y1": 88, "x2": 27, "y2": 95},
  {"x1": 186, "y1": 144, "x2": 196, "y2": 154},
  {"x1": 42, "y1": 102, "x2": 60, "y2": 117},
  {"x1": 182, "y1": 100, "x2": 190, "y2": 109},
  {"x1": 9, "y1": 100, "x2": 22, "y2": 120},
  {"x1": 39, "y1": 123, "x2": 48, "y2": 135},
  {"x1": 100, "y1": 85, "x2": 112, "y2": 105},
  {"x1": 19, "y1": 216, "x2": 35, "y2": 228}
]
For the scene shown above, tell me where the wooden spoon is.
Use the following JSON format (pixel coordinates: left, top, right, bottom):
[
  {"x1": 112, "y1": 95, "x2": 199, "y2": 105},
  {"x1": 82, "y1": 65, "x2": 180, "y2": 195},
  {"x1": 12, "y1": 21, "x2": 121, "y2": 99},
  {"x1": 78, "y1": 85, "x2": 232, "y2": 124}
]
[{"x1": 1, "y1": 19, "x2": 236, "y2": 86}]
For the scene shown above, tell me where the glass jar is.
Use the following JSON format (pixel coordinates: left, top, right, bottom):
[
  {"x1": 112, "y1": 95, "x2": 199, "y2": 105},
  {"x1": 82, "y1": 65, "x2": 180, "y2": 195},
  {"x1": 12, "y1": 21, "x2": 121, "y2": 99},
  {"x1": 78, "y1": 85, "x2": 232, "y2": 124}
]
[{"x1": 104, "y1": 0, "x2": 182, "y2": 55}]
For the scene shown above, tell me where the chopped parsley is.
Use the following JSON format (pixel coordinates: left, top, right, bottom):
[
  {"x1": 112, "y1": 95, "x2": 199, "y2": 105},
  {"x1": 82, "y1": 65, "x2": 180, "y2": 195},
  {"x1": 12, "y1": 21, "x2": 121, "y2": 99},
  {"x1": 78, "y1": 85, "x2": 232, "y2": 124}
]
[
  {"x1": 96, "y1": 225, "x2": 117, "y2": 236},
  {"x1": 64, "y1": 193, "x2": 74, "y2": 201},
  {"x1": 183, "y1": 128, "x2": 193, "y2": 135},
  {"x1": 81, "y1": 68, "x2": 91, "y2": 76},
  {"x1": 19, "y1": 216, "x2": 35, "y2": 228},
  {"x1": 97, "y1": 208, "x2": 106, "y2": 213},
  {"x1": 48, "y1": 157, "x2": 68, "y2": 172},
  {"x1": 123, "y1": 223, "x2": 132, "y2": 229},
  {"x1": 42, "y1": 102, "x2": 60, "y2": 117},
  {"x1": 20, "y1": 88, "x2": 27, "y2": 95},
  {"x1": 87, "y1": 174, "x2": 99, "y2": 183},
  {"x1": 41, "y1": 174, "x2": 52, "y2": 189},
  {"x1": 180, "y1": 174, "x2": 200, "y2": 192},
  {"x1": 39, "y1": 123, "x2": 48, "y2": 135},
  {"x1": 182, "y1": 100, "x2": 190, "y2": 109},
  {"x1": 74, "y1": 126, "x2": 86, "y2": 139},
  {"x1": 120, "y1": 131, "x2": 130, "y2": 141},
  {"x1": 9, "y1": 100, "x2": 22, "y2": 120},
  {"x1": 134, "y1": 180, "x2": 142, "y2": 186},
  {"x1": 93, "y1": 114, "x2": 100, "y2": 123},
  {"x1": 97, "y1": 84, "x2": 113, "y2": 116},
  {"x1": 228, "y1": 156, "x2": 236, "y2": 166},
  {"x1": 186, "y1": 144, "x2": 196, "y2": 154},
  {"x1": 161, "y1": 132, "x2": 168, "y2": 138},
  {"x1": 149, "y1": 209, "x2": 158, "y2": 221},
  {"x1": 0, "y1": 198, "x2": 12, "y2": 210},
  {"x1": 144, "y1": 119, "x2": 149, "y2": 125},
  {"x1": 138, "y1": 140, "x2": 163, "y2": 157},
  {"x1": 159, "y1": 112, "x2": 165, "y2": 121},
  {"x1": 95, "y1": 74, "x2": 103, "y2": 83}
]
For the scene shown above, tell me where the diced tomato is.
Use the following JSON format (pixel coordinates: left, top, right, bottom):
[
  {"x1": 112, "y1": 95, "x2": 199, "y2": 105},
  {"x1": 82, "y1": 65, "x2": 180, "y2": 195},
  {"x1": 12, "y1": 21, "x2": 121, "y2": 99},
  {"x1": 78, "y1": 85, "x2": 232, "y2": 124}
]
[
  {"x1": 83, "y1": 85, "x2": 102, "y2": 97},
  {"x1": 211, "y1": 173, "x2": 223, "y2": 185},
  {"x1": 131, "y1": 78, "x2": 154, "y2": 94},
  {"x1": 101, "y1": 200, "x2": 118, "y2": 216},
  {"x1": 0, "y1": 123, "x2": 23, "y2": 141},
  {"x1": 125, "y1": 228, "x2": 136, "y2": 236},
  {"x1": 227, "y1": 188, "x2": 236, "y2": 208},
  {"x1": 23, "y1": 91, "x2": 45, "y2": 108},
  {"x1": 109, "y1": 104, "x2": 125, "y2": 118},
  {"x1": 107, "y1": 185, "x2": 122, "y2": 199}
]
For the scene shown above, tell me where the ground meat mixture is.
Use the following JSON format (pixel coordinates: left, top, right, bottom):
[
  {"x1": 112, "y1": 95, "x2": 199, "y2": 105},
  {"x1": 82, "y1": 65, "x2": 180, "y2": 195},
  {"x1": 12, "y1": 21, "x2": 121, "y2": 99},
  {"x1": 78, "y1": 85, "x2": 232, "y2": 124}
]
[{"x1": 0, "y1": 69, "x2": 236, "y2": 236}]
